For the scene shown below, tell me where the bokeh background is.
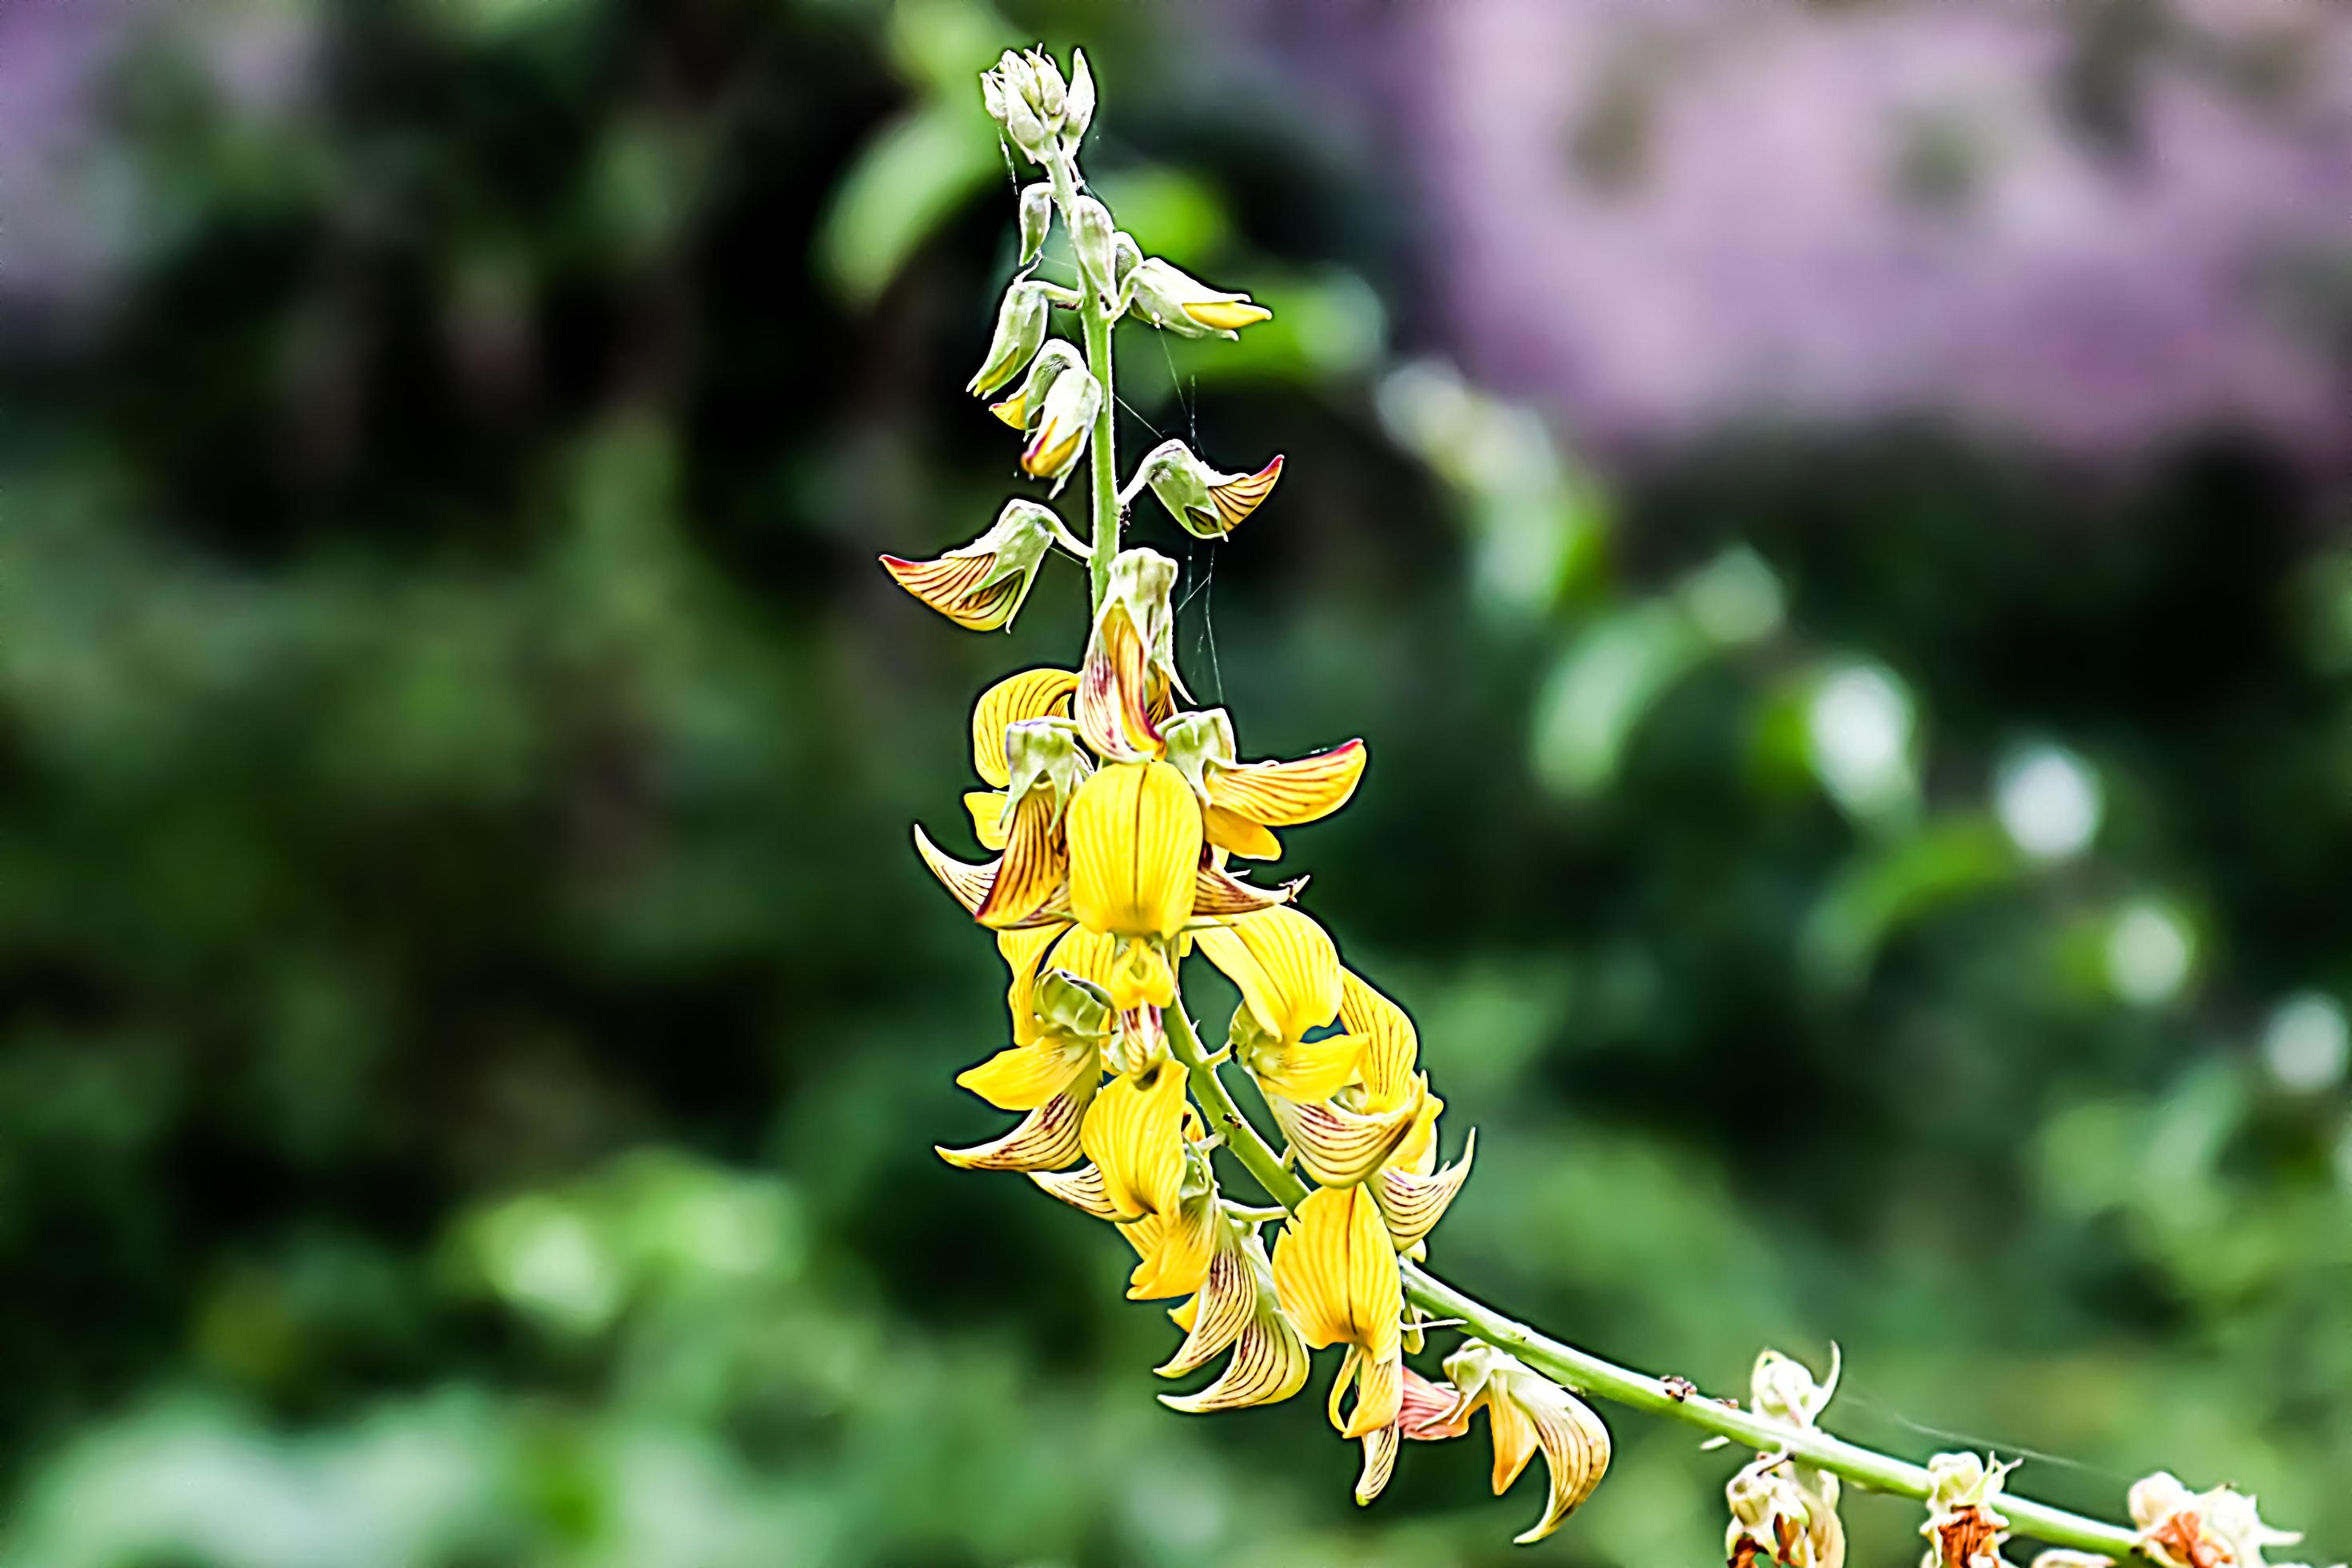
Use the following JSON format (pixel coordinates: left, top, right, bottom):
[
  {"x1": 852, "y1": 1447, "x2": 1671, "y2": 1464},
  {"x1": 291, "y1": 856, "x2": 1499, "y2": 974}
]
[{"x1": 5, "y1": 0, "x2": 2351, "y2": 1563}]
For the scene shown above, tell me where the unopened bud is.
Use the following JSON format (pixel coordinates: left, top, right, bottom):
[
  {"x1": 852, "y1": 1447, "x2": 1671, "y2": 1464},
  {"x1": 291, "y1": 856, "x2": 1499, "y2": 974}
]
[
  {"x1": 982, "y1": 51, "x2": 1053, "y2": 161},
  {"x1": 1126, "y1": 257, "x2": 1272, "y2": 338},
  {"x1": 1022, "y1": 47, "x2": 1067, "y2": 126},
  {"x1": 1017, "y1": 183, "x2": 1053, "y2": 267},
  {"x1": 989, "y1": 338, "x2": 1082, "y2": 431},
  {"x1": 1066, "y1": 194, "x2": 1119, "y2": 304},
  {"x1": 878, "y1": 498, "x2": 1059, "y2": 633},
  {"x1": 1134, "y1": 437, "x2": 1286, "y2": 538},
  {"x1": 1022, "y1": 362, "x2": 1101, "y2": 490},
  {"x1": 968, "y1": 280, "x2": 1051, "y2": 397}
]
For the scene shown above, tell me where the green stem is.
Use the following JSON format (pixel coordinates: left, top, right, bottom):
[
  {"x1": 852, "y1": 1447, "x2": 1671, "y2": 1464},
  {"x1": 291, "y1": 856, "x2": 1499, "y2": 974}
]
[
  {"x1": 1161, "y1": 979, "x2": 2146, "y2": 1560},
  {"x1": 1042, "y1": 147, "x2": 1120, "y2": 610}
]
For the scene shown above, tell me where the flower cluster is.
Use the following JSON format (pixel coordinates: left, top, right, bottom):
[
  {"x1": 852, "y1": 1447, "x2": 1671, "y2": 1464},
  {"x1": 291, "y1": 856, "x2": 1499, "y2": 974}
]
[{"x1": 877, "y1": 45, "x2": 1608, "y2": 1545}]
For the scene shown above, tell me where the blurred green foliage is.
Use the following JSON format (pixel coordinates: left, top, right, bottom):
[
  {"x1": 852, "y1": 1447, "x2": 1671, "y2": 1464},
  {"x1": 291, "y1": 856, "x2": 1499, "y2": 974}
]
[{"x1": 1, "y1": 2, "x2": 2346, "y2": 1564}]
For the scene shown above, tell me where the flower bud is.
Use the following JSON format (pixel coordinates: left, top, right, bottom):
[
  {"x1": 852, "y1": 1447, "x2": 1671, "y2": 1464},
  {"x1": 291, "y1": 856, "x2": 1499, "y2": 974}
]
[
  {"x1": 1160, "y1": 706, "x2": 1239, "y2": 794},
  {"x1": 1022, "y1": 360, "x2": 1101, "y2": 490},
  {"x1": 989, "y1": 338, "x2": 1082, "y2": 430},
  {"x1": 1001, "y1": 715, "x2": 1090, "y2": 814},
  {"x1": 878, "y1": 498, "x2": 1059, "y2": 631},
  {"x1": 981, "y1": 51, "x2": 1053, "y2": 161},
  {"x1": 1032, "y1": 967, "x2": 1114, "y2": 1044},
  {"x1": 1751, "y1": 1347, "x2": 1838, "y2": 1430},
  {"x1": 1726, "y1": 1454, "x2": 1843, "y2": 1568},
  {"x1": 1066, "y1": 194, "x2": 1120, "y2": 305},
  {"x1": 1065, "y1": 48, "x2": 1096, "y2": 142},
  {"x1": 1022, "y1": 47, "x2": 1067, "y2": 127},
  {"x1": 1017, "y1": 182, "x2": 1053, "y2": 267},
  {"x1": 1133, "y1": 438, "x2": 1286, "y2": 538},
  {"x1": 1125, "y1": 257, "x2": 1272, "y2": 338},
  {"x1": 1920, "y1": 1453, "x2": 2017, "y2": 1568},
  {"x1": 968, "y1": 279, "x2": 1052, "y2": 397}
]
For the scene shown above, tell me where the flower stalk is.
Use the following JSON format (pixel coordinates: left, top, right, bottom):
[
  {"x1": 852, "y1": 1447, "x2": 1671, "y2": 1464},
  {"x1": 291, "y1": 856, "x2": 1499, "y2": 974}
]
[{"x1": 875, "y1": 43, "x2": 2327, "y2": 1566}]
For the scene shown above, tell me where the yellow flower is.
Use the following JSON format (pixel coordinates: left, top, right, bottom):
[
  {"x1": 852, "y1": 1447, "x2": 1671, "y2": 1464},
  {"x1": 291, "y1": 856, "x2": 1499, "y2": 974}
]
[
  {"x1": 1270, "y1": 1185, "x2": 1402, "y2": 1440},
  {"x1": 1160, "y1": 708, "x2": 1366, "y2": 862},
  {"x1": 1422, "y1": 1342, "x2": 1614, "y2": 1546},
  {"x1": 1075, "y1": 550, "x2": 1181, "y2": 763},
  {"x1": 952, "y1": 969, "x2": 1111, "y2": 1111},
  {"x1": 1155, "y1": 1215, "x2": 1310, "y2": 1416},
  {"x1": 1194, "y1": 906, "x2": 1360, "y2": 1101}
]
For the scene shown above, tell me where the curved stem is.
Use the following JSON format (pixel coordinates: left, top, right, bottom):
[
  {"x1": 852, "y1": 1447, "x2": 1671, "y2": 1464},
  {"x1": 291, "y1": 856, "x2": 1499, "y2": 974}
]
[{"x1": 1161, "y1": 975, "x2": 2146, "y2": 1560}]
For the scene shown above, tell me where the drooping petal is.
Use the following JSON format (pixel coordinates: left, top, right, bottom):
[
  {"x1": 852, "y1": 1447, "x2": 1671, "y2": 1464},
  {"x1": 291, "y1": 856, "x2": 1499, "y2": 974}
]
[
  {"x1": 1206, "y1": 738, "x2": 1366, "y2": 826},
  {"x1": 1194, "y1": 906, "x2": 1342, "y2": 1043},
  {"x1": 1156, "y1": 1228, "x2": 1254, "y2": 1376},
  {"x1": 1190, "y1": 860, "x2": 1302, "y2": 918},
  {"x1": 935, "y1": 1073, "x2": 1098, "y2": 1171},
  {"x1": 1338, "y1": 969, "x2": 1421, "y2": 1111},
  {"x1": 877, "y1": 549, "x2": 1027, "y2": 631},
  {"x1": 1267, "y1": 1086, "x2": 1422, "y2": 1188},
  {"x1": 973, "y1": 786, "x2": 1065, "y2": 928},
  {"x1": 1066, "y1": 761, "x2": 1201, "y2": 938},
  {"x1": 1202, "y1": 804, "x2": 1282, "y2": 860},
  {"x1": 912, "y1": 827, "x2": 1073, "y2": 930},
  {"x1": 1207, "y1": 454, "x2": 1283, "y2": 532},
  {"x1": 1122, "y1": 1197, "x2": 1220, "y2": 1301},
  {"x1": 1001, "y1": 923, "x2": 1070, "y2": 1045},
  {"x1": 1485, "y1": 1389, "x2": 1541, "y2": 1495},
  {"x1": 954, "y1": 1033, "x2": 1095, "y2": 1112},
  {"x1": 1356, "y1": 1422, "x2": 1399, "y2": 1506},
  {"x1": 1030, "y1": 1162, "x2": 1122, "y2": 1219},
  {"x1": 1079, "y1": 1058, "x2": 1189, "y2": 1220},
  {"x1": 1374, "y1": 1127, "x2": 1476, "y2": 1250},
  {"x1": 1398, "y1": 1367, "x2": 1474, "y2": 1442},
  {"x1": 971, "y1": 667, "x2": 1078, "y2": 787},
  {"x1": 1514, "y1": 1386, "x2": 1612, "y2": 1545},
  {"x1": 1158, "y1": 1299, "x2": 1310, "y2": 1414}
]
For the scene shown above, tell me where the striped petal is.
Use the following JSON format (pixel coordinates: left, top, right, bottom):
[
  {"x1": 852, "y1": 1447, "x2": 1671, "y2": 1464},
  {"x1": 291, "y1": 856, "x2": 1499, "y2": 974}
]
[
  {"x1": 971, "y1": 667, "x2": 1078, "y2": 787},
  {"x1": 1268, "y1": 1086, "x2": 1422, "y2": 1188},
  {"x1": 1206, "y1": 738, "x2": 1366, "y2": 827},
  {"x1": 1356, "y1": 1420, "x2": 1399, "y2": 1506},
  {"x1": 1208, "y1": 454, "x2": 1282, "y2": 532},
  {"x1": 1001, "y1": 923, "x2": 1070, "y2": 1045},
  {"x1": 1270, "y1": 1185, "x2": 1402, "y2": 1378},
  {"x1": 1158, "y1": 1297, "x2": 1310, "y2": 1415},
  {"x1": 1155, "y1": 1225, "x2": 1255, "y2": 1377},
  {"x1": 973, "y1": 786, "x2": 1065, "y2": 928},
  {"x1": 1339, "y1": 969, "x2": 1421, "y2": 1112},
  {"x1": 878, "y1": 548, "x2": 1030, "y2": 631},
  {"x1": 935, "y1": 1073, "x2": 1098, "y2": 1171},
  {"x1": 1511, "y1": 1384, "x2": 1612, "y2": 1545},
  {"x1": 1374, "y1": 1127, "x2": 1475, "y2": 1250},
  {"x1": 1325, "y1": 1342, "x2": 1406, "y2": 1443},
  {"x1": 1193, "y1": 906, "x2": 1342, "y2": 1043},
  {"x1": 1075, "y1": 600, "x2": 1162, "y2": 762},
  {"x1": 1029, "y1": 1162, "x2": 1122, "y2": 1219},
  {"x1": 1202, "y1": 803, "x2": 1282, "y2": 860},
  {"x1": 1079, "y1": 1058, "x2": 1189, "y2": 1220},
  {"x1": 1067, "y1": 761, "x2": 1201, "y2": 938},
  {"x1": 1190, "y1": 860, "x2": 1302, "y2": 918},
  {"x1": 912, "y1": 827, "x2": 1073, "y2": 930},
  {"x1": 1399, "y1": 1366, "x2": 1475, "y2": 1442},
  {"x1": 954, "y1": 1032, "x2": 1096, "y2": 1112}
]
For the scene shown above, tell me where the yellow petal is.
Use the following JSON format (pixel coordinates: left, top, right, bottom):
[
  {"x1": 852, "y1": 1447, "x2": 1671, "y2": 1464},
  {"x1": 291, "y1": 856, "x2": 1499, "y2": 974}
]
[
  {"x1": 1158, "y1": 1301, "x2": 1310, "y2": 1414},
  {"x1": 1345, "y1": 1347, "x2": 1403, "y2": 1442},
  {"x1": 1202, "y1": 803, "x2": 1282, "y2": 860},
  {"x1": 1486, "y1": 1389, "x2": 1540, "y2": 1495},
  {"x1": 1514, "y1": 1386, "x2": 1611, "y2": 1545},
  {"x1": 964, "y1": 790, "x2": 1010, "y2": 851},
  {"x1": 1155, "y1": 1227, "x2": 1254, "y2": 1376},
  {"x1": 1193, "y1": 906, "x2": 1342, "y2": 1043},
  {"x1": 1266, "y1": 1084, "x2": 1422, "y2": 1188},
  {"x1": 989, "y1": 390, "x2": 1027, "y2": 428},
  {"x1": 1356, "y1": 1421, "x2": 1399, "y2": 1506},
  {"x1": 1106, "y1": 938, "x2": 1175, "y2": 1011},
  {"x1": 878, "y1": 549, "x2": 1027, "y2": 631},
  {"x1": 934, "y1": 1074, "x2": 1097, "y2": 1171},
  {"x1": 1190, "y1": 859, "x2": 1302, "y2": 918},
  {"x1": 1208, "y1": 454, "x2": 1282, "y2": 532},
  {"x1": 1249, "y1": 1031, "x2": 1366, "y2": 1105},
  {"x1": 1078, "y1": 1059, "x2": 1189, "y2": 1220},
  {"x1": 1206, "y1": 738, "x2": 1366, "y2": 826},
  {"x1": 974, "y1": 786, "x2": 1066, "y2": 928},
  {"x1": 1075, "y1": 599, "x2": 1162, "y2": 762},
  {"x1": 954, "y1": 1034, "x2": 1094, "y2": 1112},
  {"x1": 1270, "y1": 1185, "x2": 1401, "y2": 1363},
  {"x1": 1184, "y1": 298, "x2": 1273, "y2": 332},
  {"x1": 971, "y1": 667, "x2": 1078, "y2": 787},
  {"x1": 1066, "y1": 761, "x2": 1201, "y2": 938},
  {"x1": 1122, "y1": 1197, "x2": 1219, "y2": 1301},
  {"x1": 1339, "y1": 969, "x2": 1420, "y2": 1110},
  {"x1": 1000, "y1": 923, "x2": 1070, "y2": 1045}
]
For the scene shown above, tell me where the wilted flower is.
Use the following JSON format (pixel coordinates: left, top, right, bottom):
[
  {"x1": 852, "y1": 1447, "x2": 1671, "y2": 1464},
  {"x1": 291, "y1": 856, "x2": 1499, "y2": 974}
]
[
  {"x1": 2130, "y1": 1473, "x2": 2316, "y2": 1568},
  {"x1": 1131, "y1": 438, "x2": 1285, "y2": 538},
  {"x1": 1728, "y1": 1452, "x2": 1846, "y2": 1568},
  {"x1": 878, "y1": 498, "x2": 1058, "y2": 632},
  {"x1": 1401, "y1": 1342, "x2": 1613, "y2": 1543},
  {"x1": 1123, "y1": 256, "x2": 1272, "y2": 338},
  {"x1": 1920, "y1": 1452, "x2": 2018, "y2": 1568}
]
